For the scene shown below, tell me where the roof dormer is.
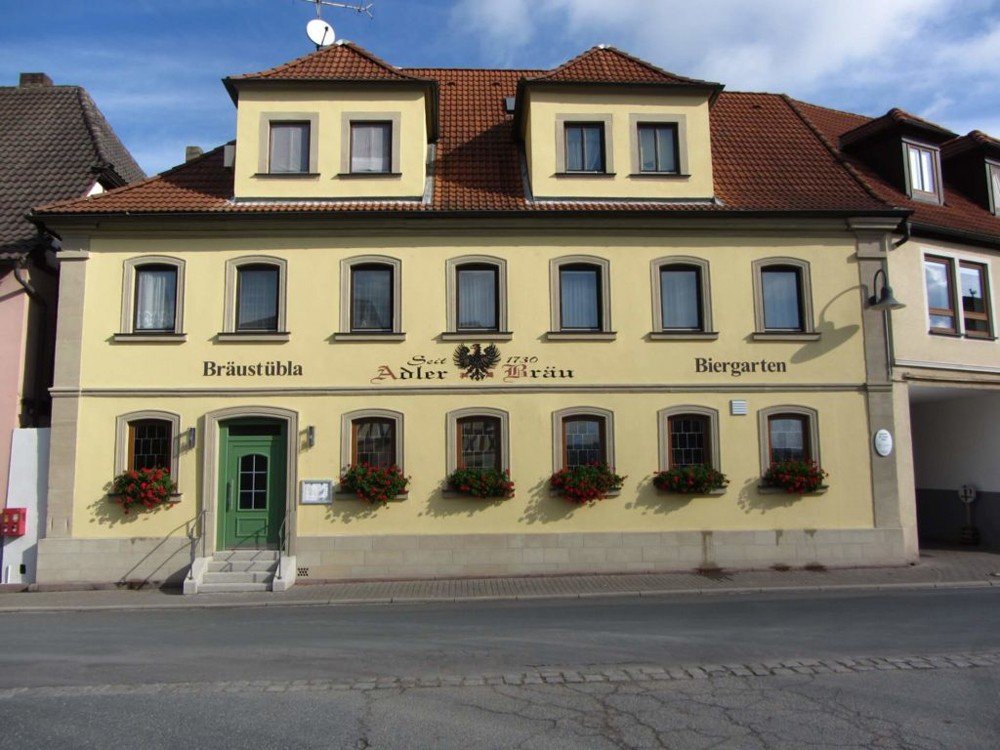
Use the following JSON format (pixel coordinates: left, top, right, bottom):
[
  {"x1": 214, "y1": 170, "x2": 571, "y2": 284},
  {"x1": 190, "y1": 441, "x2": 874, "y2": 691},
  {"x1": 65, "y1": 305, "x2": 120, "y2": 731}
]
[
  {"x1": 513, "y1": 46, "x2": 722, "y2": 202},
  {"x1": 224, "y1": 41, "x2": 438, "y2": 201},
  {"x1": 840, "y1": 108, "x2": 956, "y2": 205},
  {"x1": 942, "y1": 130, "x2": 1000, "y2": 216}
]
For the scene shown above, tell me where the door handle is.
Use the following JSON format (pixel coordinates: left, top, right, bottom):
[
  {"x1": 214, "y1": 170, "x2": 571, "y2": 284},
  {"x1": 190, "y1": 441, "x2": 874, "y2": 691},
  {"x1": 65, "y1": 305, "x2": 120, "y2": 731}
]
[{"x1": 226, "y1": 481, "x2": 232, "y2": 512}]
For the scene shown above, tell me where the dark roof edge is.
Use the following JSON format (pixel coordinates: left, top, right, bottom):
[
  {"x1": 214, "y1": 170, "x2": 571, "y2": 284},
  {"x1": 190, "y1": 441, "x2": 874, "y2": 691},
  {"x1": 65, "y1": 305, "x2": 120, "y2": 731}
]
[{"x1": 908, "y1": 221, "x2": 1000, "y2": 251}]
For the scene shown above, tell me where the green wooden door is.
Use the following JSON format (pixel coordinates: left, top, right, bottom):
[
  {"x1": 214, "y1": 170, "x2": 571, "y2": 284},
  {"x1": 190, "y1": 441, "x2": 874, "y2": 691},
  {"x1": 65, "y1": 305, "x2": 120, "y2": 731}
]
[{"x1": 218, "y1": 421, "x2": 286, "y2": 550}]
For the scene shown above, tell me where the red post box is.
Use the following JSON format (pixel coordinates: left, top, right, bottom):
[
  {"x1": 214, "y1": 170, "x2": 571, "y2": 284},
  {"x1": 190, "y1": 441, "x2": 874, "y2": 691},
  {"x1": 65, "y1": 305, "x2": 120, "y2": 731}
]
[{"x1": 1, "y1": 508, "x2": 26, "y2": 537}]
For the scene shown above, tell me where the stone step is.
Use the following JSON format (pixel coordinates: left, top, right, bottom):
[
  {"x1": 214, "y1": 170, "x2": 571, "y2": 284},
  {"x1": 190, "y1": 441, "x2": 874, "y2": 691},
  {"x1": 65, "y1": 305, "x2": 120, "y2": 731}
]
[
  {"x1": 202, "y1": 571, "x2": 275, "y2": 585},
  {"x1": 213, "y1": 549, "x2": 279, "y2": 562},
  {"x1": 207, "y1": 560, "x2": 277, "y2": 574},
  {"x1": 197, "y1": 582, "x2": 271, "y2": 593}
]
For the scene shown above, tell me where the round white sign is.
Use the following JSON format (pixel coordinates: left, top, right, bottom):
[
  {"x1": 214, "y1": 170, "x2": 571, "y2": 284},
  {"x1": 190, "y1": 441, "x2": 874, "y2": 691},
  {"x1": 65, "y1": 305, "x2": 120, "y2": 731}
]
[{"x1": 874, "y1": 429, "x2": 893, "y2": 457}]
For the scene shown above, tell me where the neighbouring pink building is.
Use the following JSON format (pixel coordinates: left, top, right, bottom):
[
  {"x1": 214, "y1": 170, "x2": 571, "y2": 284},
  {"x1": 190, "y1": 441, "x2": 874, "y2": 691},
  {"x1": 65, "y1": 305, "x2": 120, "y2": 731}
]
[{"x1": 0, "y1": 73, "x2": 143, "y2": 508}]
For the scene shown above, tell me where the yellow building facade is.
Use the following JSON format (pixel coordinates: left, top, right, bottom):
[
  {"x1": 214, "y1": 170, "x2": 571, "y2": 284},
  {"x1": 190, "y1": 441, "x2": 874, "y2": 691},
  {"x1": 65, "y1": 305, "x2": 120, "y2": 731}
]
[{"x1": 33, "y1": 43, "x2": 923, "y2": 588}]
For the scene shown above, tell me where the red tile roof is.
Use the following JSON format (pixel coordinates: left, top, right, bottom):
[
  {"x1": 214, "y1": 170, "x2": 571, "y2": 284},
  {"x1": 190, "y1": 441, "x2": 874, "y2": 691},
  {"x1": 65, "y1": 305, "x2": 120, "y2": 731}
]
[
  {"x1": 839, "y1": 106, "x2": 956, "y2": 149},
  {"x1": 228, "y1": 40, "x2": 430, "y2": 83},
  {"x1": 32, "y1": 44, "x2": 999, "y2": 244},
  {"x1": 792, "y1": 100, "x2": 1000, "y2": 240},
  {"x1": 526, "y1": 45, "x2": 718, "y2": 88}
]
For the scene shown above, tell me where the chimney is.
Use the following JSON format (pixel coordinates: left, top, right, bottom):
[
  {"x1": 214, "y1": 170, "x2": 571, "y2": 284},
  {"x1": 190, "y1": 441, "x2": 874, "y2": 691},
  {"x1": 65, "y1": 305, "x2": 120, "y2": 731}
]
[
  {"x1": 19, "y1": 72, "x2": 53, "y2": 87},
  {"x1": 185, "y1": 146, "x2": 204, "y2": 162}
]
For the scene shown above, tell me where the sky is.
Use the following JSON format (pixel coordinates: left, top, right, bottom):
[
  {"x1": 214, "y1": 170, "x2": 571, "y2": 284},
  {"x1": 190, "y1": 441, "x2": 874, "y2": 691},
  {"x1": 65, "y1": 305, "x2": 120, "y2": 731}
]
[{"x1": 2, "y1": 0, "x2": 998, "y2": 176}]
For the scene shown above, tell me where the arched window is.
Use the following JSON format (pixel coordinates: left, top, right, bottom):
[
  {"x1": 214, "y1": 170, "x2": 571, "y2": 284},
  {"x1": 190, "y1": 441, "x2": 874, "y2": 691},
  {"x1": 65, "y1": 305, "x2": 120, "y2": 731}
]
[
  {"x1": 118, "y1": 256, "x2": 185, "y2": 338},
  {"x1": 445, "y1": 408, "x2": 511, "y2": 474},
  {"x1": 551, "y1": 407, "x2": 615, "y2": 471},
  {"x1": 336, "y1": 256, "x2": 403, "y2": 338},
  {"x1": 751, "y1": 258, "x2": 815, "y2": 337},
  {"x1": 340, "y1": 409, "x2": 404, "y2": 471},
  {"x1": 222, "y1": 256, "x2": 288, "y2": 338},
  {"x1": 114, "y1": 410, "x2": 182, "y2": 480},
  {"x1": 549, "y1": 256, "x2": 613, "y2": 338},
  {"x1": 757, "y1": 405, "x2": 820, "y2": 473}
]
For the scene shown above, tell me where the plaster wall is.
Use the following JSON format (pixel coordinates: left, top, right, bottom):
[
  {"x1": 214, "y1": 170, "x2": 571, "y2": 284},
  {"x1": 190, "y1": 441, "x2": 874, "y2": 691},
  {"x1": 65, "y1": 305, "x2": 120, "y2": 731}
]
[{"x1": 910, "y1": 392, "x2": 1000, "y2": 491}]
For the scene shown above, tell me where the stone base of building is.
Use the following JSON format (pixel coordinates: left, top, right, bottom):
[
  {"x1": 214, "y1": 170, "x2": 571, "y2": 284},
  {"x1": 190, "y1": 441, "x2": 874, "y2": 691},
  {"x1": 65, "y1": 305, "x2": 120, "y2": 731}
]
[
  {"x1": 36, "y1": 536, "x2": 194, "y2": 586},
  {"x1": 34, "y1": 528, "x2": 913, "y2": 586},
  {"x1": 294, "y1": 528, "x2": 912, "y2": 581}
]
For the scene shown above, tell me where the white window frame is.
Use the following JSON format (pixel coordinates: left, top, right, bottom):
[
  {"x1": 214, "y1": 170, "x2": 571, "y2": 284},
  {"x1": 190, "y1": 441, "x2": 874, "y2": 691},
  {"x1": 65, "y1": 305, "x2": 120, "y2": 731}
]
[
  {"x1": 649, "y1": 256, "x2": 716, "y2": 339},
  {"x1": 903, "y1": 139, "x2": 943, "y2": 204},
  {"x1": 443, "y1": 255, "x2": 510, "y2": 340},
  {"x1": 751, "y1": 257, "x2": 818, "y2": 340},
  {"x1": 987, "y1": 160, "x2": 1000, "y2": 216},
  {"x1": 657, "y1": 406, "x2": 721, "y2": 472},
  {"x1": 445, "y1": 407, "x2": 511, "y2": 475},
  {"x1": 335, "y1": 255, "x2": 404, "y2": 340},
  {"x1": 117, "y1": 256, "x2": 186, "y2": 341},
  {"x1": 220, "y1": 256, "x2": 288, "y2": 341}
]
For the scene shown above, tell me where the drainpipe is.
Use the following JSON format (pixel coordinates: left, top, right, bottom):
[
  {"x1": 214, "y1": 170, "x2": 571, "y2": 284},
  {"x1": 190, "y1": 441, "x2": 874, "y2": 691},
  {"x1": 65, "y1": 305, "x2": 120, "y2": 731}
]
[
  {"x1": 12, "y1": 253, "x2": 49, "y2": 428},
  {"x1": 892, "y1": 220, "x2": 912, "y2": 249}
]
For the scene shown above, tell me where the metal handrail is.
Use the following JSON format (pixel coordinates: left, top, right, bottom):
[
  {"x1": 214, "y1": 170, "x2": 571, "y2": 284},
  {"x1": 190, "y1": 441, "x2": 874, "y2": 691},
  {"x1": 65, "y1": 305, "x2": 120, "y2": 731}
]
[
  {"x1": 275, "y1": 514, "x2": 288, "y2": 580},
  {"x1": 187, "y1": 508, "x2": 208, "y2": 580}
]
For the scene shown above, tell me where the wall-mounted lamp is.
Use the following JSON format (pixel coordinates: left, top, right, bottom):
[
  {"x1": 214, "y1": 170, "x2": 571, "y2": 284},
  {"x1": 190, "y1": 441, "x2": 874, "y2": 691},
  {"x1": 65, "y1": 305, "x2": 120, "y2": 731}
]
[
  {"x1": 306, "y1": 425, "x2": 316, "y2": 448},
  {"x1": 185, "y1": 426, "x2": 196, "y2": 449},
  {"x1": 868, "y1": 268, "x2": 905, "y2": 311}
]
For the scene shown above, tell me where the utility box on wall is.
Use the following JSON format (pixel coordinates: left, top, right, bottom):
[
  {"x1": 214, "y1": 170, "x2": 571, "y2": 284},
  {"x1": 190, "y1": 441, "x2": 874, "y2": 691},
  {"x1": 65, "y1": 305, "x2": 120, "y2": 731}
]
[{"x1": 0, "y1": 508, "x2": 26, "y2": 537}]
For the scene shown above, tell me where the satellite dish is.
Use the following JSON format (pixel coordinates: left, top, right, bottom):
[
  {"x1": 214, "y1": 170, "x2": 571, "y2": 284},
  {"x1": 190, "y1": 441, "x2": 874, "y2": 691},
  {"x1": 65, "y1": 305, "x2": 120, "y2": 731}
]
[{"x1": 306, "y1": 18, "x2": 335, "y2": 47}]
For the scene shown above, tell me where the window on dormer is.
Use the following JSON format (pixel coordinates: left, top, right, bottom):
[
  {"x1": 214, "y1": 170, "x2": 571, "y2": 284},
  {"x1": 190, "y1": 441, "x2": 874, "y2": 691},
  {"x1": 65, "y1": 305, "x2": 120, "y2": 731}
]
[
  {"x1": 565, "y1": 123, "x2": 605, "y2": 173},
  {"x1": 989, "y1": 162, "x2": 1000, "y2": 215},
  {"x1": 350, "y1": 122, "x2": 392, "y2": 173},
  {"x1": 268, "y1": 121, "x2": 310, "y2": 174},
  {"x1": 638, "y1": 123, "x2": 679, "y2": 173},
  {"x1": 904, "y1": 141, "x2": 941, "y2": 202}
]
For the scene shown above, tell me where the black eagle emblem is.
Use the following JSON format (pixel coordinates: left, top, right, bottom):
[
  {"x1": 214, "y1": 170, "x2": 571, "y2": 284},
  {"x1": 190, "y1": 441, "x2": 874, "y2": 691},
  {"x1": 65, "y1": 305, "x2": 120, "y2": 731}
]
[{"x1": 453, "y1": 343, "x2": 501, "y2": 381}]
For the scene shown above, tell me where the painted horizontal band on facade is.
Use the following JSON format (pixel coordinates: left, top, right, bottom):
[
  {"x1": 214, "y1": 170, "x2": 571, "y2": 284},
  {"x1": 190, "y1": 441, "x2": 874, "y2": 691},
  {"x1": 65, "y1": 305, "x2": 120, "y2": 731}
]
[
  {"x1": 896, "y1": 358, "x2": 1000, "y2": 376},
  {"x1": 49, "y1": 382, "x2": 883, "y2": 398}
]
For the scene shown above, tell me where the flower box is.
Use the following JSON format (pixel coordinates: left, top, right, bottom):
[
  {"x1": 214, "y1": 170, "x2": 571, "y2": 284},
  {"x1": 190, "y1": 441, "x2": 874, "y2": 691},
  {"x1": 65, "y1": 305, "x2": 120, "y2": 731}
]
[
  {"x1": 761, "y1": 459, "x2": 829, "y2": 495},
  {"x1": 550, "y1": 463, "x2": 625, "y2": 504},
  {"x1": 339, "y1": 464, "x2": 410, "y2": 505},
  {"x1": 446, "y1": 468, "x2": 515, "y2": 499},
  {"x1": 108, "y1": 468, "x2": 177, "y2": 514},
  {"x1": 652, "y1": 465, "x2": 729, "y2": 495}
]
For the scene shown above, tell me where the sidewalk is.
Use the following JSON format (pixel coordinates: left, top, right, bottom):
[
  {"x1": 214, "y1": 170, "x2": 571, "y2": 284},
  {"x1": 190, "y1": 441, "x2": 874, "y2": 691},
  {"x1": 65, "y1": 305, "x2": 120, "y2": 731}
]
[{"x1": 1, "y1": 547, "x2": 998, "y2": 613}]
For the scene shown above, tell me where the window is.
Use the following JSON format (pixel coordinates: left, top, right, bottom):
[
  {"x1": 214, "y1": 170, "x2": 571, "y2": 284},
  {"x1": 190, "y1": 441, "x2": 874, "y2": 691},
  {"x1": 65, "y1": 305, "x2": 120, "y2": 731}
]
[
  {"x1": 222, "y1": 257, "x2": 287, "y2": 338},
  {"x1": 269, "y1": 121, "x2": 310, "y2": 174},
  {"x1": 350, "y1": 121, "x2": 392, "y2": 174},
  {"x1": 565, "y1": 123, "x2": 605, "y2": 173},
  {"x1": 960, "y1": 261, "x2": 992, "y2": 337},
  {"x1": 658, "y1": 406, "x2": 721, "y2": 472},
  {"x1": 989, "y1": 162, "x2": 1000, "y2": 215},
  {"x1": 757, "y1": 406, "x2": 820, "y2": 475},
  {"x1": 638, "y1": 123, "x2": 679, "y2": 173},
  {"x1": 337, "y1": 256, "x2": 403, "y2": 338},
  {"x1": 904, "y1": 141, "x2": 941, "y2": 202},
  {"x1": 924, "y1": 255, "x2": 993, "y2": 338},
  {"x1": 118, "y1": 256, "x2": 185, "y2": 338},
  {"x1": 660, "y1": 264, "x2": 702, "y2": 330},
  {"x1": 446, "y1": 408, "x2": 511, "y2": 475},
  {"x1": 751, "y1": 259, "x2": 815, "y2": 337},
  {"x1": 456, "y1": 264, "x2": 499, "y2": 331},
  {"x1": 560, "y1": 264, "x2": 601, "y2": 330},
  {"x1": 340, "y1": 409, "x2": 404, "y2": 475},
  {"x1": 236, "y1": 264, "x2": 280, "y2": 331},
  {"x1": 114, "y1": 410, "x2": 182, "y2": 482},
  {"x1": 549, "y1": 256, "x2": 613, "y2": 337},
  {"x1": 445, "y1": 256, "x2": 508, "y2": 338},
  {"x1": 351, "y1": 418, "x2": 396, "y2": 468},
  {"x1": 551, "y1": 407, "x2": 615, "y2": 472},
  {"x1": 351, "y1": 264, "x2": 394, "y2": 331}
]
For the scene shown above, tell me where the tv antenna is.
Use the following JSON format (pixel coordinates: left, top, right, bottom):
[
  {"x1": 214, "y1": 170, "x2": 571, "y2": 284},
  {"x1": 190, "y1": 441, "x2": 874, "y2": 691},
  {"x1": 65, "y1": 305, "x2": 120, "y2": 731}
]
[{"x1": 298, "y1": 0, "x2": 374, "y2": 20}]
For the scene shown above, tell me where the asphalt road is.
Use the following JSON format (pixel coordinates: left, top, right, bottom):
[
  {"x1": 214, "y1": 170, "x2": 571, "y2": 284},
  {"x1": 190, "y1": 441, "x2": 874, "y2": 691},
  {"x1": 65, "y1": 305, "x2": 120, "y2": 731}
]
[{"x1": 1, "y1": 588, "x2": 998, "y2": 748}]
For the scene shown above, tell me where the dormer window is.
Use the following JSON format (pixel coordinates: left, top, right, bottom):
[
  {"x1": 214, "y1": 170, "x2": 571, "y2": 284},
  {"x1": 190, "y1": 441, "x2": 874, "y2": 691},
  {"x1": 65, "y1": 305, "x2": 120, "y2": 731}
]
[
  {"x1": 269, "y1": 121, "x2": 310, "y2": 174},
  {"x1": 989, "y1": 161, "x2": 1000, "y2": 215},
  {"x1": 350, "y1": 121, "x2": 392, "y2": 173},
  {"x1": 904, "y1": 140, "x2": 942, "y2": 203},
  {"x1": 638, "y1": 123, "x2": 679, "y2": 173},
  {"x1": 565, "y1": 123, "x2": 606, "y2": 173}
]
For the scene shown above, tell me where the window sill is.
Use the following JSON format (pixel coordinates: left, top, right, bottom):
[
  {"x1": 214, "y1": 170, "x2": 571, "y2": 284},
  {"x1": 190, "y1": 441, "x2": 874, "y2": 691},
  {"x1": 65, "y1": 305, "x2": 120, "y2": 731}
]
[
  {"x1": 216, "y1": 332, "x2": 291, "y2": 343},
  {"x1": 757, "y1": 484, "x2": 828, "y2": 496},
  {"x1": 335, "y1": 491, "x2": 408, "y2": 502},
  {"x1": 545, "y1": 331, "x2": 617, "y2": 341},
  {"x1": 332, "y1": 332, "x2": 406, "y2": 342},
  {"x1": 550, "y1": 489, "x2": 621, "y2": 498},
  {"x1": 336, "y1": 172, "x2": 402, "y2": 179},
  {"x1": 648, "y1": 331, "x2": 719, "y2": 341},
  {"x1": 107, "y1": 492, "x2": 183, "y2": 503},
  {"x1": 629, "y1": 172, "x2": 691, "y2": 179},
  {"x1": 441, "y1": 490, "x2": 513, "y2": 500},
  {"x1": 439, "y1": 331, "x2": 513, "y2": 342},
  {"x1": 656, "y1": 488, "x2": 726, "y2": 496},
  {"x1": 909, "y1": 191, "x2": 943, "y2": 205},
  {"x1": 751, "y1": 331, "x2": 821, "y2": 342},
  {"x1": 927, "y1": 330, "x2": 961, "y2": 338},
  {"x1": 965, "y1": 333, "x2": 997, "y2": 341},
  {"x1": 253, "y1": 172, "x2": 320, "y2": 179},
  {"x1": 553, "y1": 172, "x2": 616, "y2": 178},
  {"x1": 113, "y1": 333, "x2": 187, "y2": 343}
]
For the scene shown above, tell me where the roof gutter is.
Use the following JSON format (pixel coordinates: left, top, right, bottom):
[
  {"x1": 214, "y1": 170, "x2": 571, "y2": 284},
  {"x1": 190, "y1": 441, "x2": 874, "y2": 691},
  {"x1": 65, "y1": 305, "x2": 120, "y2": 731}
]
[{"x1": 907, "y1": 221, "x2": 1000, "y2": 251}]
